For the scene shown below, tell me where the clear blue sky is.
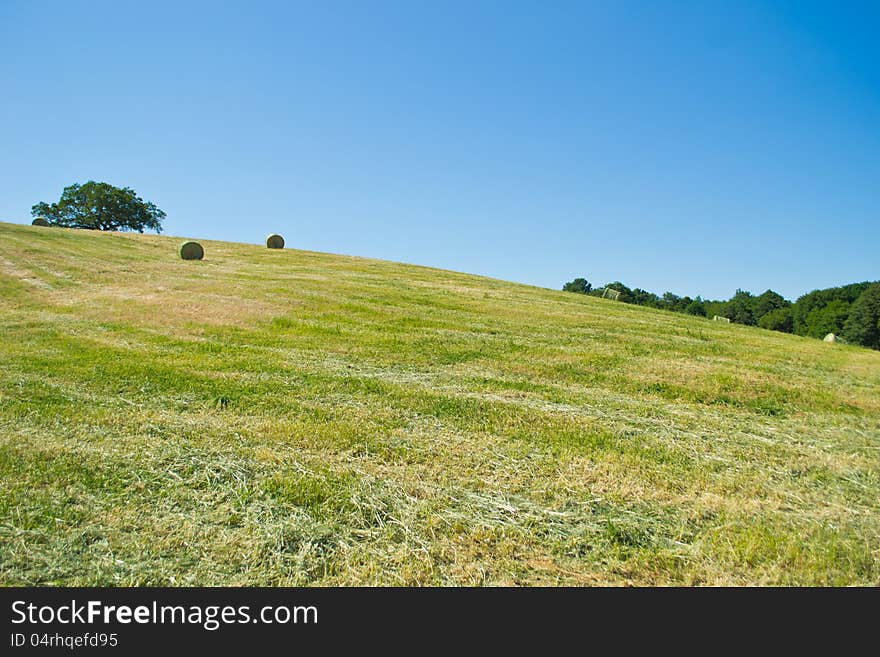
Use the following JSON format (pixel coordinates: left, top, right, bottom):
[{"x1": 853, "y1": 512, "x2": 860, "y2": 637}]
[{"x1": 1, "y1": 1, "x2": 877, "y2": 300}]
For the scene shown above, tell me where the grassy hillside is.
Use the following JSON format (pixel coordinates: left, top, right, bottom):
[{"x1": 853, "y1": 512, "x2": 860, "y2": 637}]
[{"x1": 1, "y1": 221, "x2": 878, "y2": 586}]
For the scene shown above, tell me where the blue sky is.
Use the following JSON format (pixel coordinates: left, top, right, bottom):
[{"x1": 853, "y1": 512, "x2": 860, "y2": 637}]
[{"x1": 1, "y1": 1, "x2": 877, "y2": 300}]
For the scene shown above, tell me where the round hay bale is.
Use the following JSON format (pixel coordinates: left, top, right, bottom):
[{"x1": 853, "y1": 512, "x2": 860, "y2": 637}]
[
  {"x1": 31, "y1": 217, "x2": 50, "y2": 227},
  {"x1": 266, "y1": 234, "x2": 285, "y2": 249},
  {"x1": 179, "y1": 241, "x2": 204, "y2": 260}
]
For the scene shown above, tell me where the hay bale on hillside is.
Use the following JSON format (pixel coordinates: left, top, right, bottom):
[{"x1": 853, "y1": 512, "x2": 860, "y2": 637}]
[
  {"x1": 266, "y1": 234, "x2": 285, "y2": 249},
  {"x1": 823, "y1": 333, "x2": 838, "y2": 343},
  {"x1": 31, "y1": 217, "x2": 50, "y2": 227},
  {"x1": 179, "y1": 241, "x2": 204, "y2": 260},
  {"x1": 601, "y1": 287, "x2": 621, "y2": 301}
]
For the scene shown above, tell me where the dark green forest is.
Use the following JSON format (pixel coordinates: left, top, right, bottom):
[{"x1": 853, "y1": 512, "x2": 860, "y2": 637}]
[{"x1": 562, "y1": 277, "x2": 880, "y2": 350}]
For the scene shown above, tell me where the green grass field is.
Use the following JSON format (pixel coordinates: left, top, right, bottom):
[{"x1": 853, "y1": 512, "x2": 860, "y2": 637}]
[{"x1": 1, "y1": 221, "x2": 878, "y2": 585}]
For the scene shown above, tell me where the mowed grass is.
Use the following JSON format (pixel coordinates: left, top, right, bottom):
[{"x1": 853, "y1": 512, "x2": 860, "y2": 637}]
[{"x1": 1, "y1": 221, "x2": 878, "y2": 586}]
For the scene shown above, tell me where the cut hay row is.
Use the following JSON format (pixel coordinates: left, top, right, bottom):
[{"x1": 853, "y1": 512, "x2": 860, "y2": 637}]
[{"x1": 1, "y1": 220, "x2": 879, "y2": 586}]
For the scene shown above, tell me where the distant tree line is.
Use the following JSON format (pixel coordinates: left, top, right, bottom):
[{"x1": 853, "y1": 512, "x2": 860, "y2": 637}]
[{"x1": 562, "y1": 277, "x2": 880, "y2": 350}]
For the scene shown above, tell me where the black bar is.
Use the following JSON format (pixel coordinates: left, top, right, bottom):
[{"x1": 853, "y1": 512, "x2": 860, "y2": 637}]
[{"x1": 0, "y1": 587, "x2": 874, "y2": 652}]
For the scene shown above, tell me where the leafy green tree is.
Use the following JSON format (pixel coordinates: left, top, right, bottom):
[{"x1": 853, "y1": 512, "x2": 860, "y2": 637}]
[
  {"x1": 601, "y1": 281, "x2": 633, "y2": 303},
  {"x1": 843, "y1": 284, "x2": 880, "y2": 349},
  {"x1": 803, "y1": 299, "x2": 850, "y2": 338},
  {"x1": 703, "y1": 300, "x2": 728, "y2": 320},
  {"x1": 757, "y1": 307, "x2": 793, "y2": 333},
  {"x1": 562, "y1": 278, "x2": 592, "y2": 294},
  {"x1": 684, "y1": 299, "x2": 706, "y2": 316},
  {"x1": 32, "y1": 181, "x2": 165, "y2": 233},
  {"x1": 791, "y1": 282, "x2": 872, "y2": 336},
  {"x1": 555, "y1": 275, "x2": 880, "y2": 350},
  {"x1": 630, "y1": 288, "x2": 660, "y2": 306},
  {"x1": 752, "y1": 290, "x2": 789, "y2": 322},
  {"x1": 726, "y1": 289, "x2": 756, "y2": 325},
  {"x1": 660, "y1": 292, "x2": 682, "y2": 311}
]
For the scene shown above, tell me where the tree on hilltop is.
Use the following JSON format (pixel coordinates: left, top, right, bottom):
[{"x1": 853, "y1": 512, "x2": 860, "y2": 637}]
[
  {"x1": 758, "y1": 307, "x2": 793, "y2": 333},
  {"x1": 32, "y1": 181, "x2": 165, "y2": 233},
  {"x1": 562, "y1": 278, "x2": 592, "y2": 294},
  {"x1": 843, "y1": 284, "x2": 880, "y2": 349}
]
